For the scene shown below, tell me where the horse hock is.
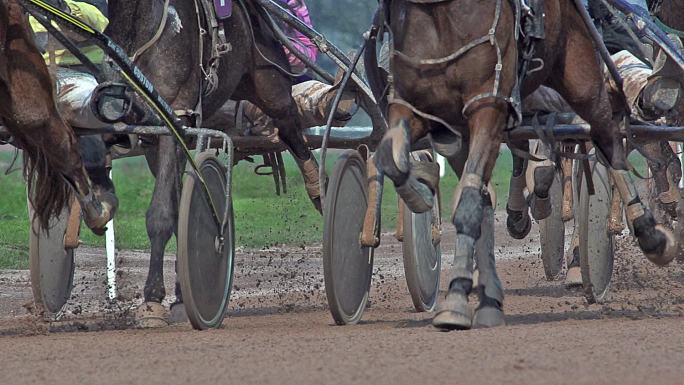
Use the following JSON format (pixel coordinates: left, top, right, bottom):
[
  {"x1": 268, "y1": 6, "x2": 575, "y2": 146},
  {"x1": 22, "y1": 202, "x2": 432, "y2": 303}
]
[{"x1": 611, "y1": 169, "x2": 676, "y2": 265}]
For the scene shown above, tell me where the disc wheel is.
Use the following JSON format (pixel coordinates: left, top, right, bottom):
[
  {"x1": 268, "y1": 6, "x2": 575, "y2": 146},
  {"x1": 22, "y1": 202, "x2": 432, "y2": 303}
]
[
  {"x1": 28, "y1": 198, "x2": 75, "y2": 315},
  {"x1": 538, "y1": 172, "x2": 565, "y2": 280},
  {"x1": 579, "y1": 160, "x2": 615, "y2": 304},
  {"x1": 323, "y1": 150, "x2": 374, "y2": 325},
  {"x1": 402, "y1": 153, "x2": 441, "y2": 312},
  {"x1": 178, "y1": 152, "x2": 234, "y2": 330}
]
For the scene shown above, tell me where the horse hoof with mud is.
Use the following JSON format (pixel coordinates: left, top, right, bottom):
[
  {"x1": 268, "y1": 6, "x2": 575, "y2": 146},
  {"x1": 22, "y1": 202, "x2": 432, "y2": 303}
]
[{"x1": 372, "y1": 0, "x2": 676, "y2": 331}]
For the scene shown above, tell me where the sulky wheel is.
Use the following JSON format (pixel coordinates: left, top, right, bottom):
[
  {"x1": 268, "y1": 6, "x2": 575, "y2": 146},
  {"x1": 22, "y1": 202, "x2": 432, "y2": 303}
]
[
  {"x1": 323, "y1": 149, "x2": 374, "y2": 325},
  {"x1": 28, "y1": 197, "x2": 76, "y2": 316},
  {"x1": 579, "y1": 160, "x2": 615, "y2": 304},
  {"x1": 538, "y1": 172, "x2": 566, "y2": 280},
  {"x1": 402, "y1": 152, "x2": 441, "y2": 312},
  {"x1": 178, "y1": 152, "x2": 234, "y2": 330}
]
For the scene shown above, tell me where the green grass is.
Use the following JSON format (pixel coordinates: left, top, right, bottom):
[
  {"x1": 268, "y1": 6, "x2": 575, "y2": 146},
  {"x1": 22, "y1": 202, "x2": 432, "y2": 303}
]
[{"x1": 0, "y1": 148, "x2": 514, "y2": 269}]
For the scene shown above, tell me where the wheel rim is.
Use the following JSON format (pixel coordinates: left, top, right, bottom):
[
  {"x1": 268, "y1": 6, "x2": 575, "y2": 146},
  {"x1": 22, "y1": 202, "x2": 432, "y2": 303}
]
[
  {"x1": 539, "y1": 173, "x2": 565, "y2": 280},
  {"x1": 323, "y1": 150, "x2": 373, "y2": 324},
  {"x1": 178, "y1": 154, "x2": 234, "y2": 329},
  {"x1": 29, "y1": 199, "x2": 75, "y2": 315},
  {"x1": 579, "y1": 161, "x2": 615, "y2": 303}
]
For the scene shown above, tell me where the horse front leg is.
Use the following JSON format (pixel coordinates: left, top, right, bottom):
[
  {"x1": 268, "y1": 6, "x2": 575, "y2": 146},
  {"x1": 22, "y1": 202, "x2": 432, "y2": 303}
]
[
  {"x1": 433, "y1": 105, "x2": 506, "y2": 331},
  {"x1": 136, "y1": 136, "x2": 183, "y2": 327},
  {"x1": 375, "y1": 104, "x2": 435, "y2": 213}
]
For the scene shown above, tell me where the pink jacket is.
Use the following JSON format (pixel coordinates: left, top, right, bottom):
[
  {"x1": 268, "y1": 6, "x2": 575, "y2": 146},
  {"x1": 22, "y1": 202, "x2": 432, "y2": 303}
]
[{"x1": 279, "y1": 0, "x2": 317, "y2": 69}]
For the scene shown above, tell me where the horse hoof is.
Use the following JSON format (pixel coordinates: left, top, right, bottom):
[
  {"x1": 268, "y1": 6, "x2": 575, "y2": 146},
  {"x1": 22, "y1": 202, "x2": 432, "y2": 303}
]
[
  {"x1": 529, "y1": 193, "x2": 552, "y2": 221},
  {"x1": 644, "y1": 225, "x2": 676, "y2": 266},
  {"x1": 135, "y1": 302, "x2": 169, "y2": 328},
  {"x1": 395, "y1": 176, "x2": 433, "y2": 213},
  {"x1": 169, "y1": 302, "x2": 188, "y2": 324},
  {"x1": 432, "y1": 291, "x2": 471, "y2": 331},
  {"x1": 564, "y1": 266, "x2": 582, "y2": 288},
  {"x1": 506, "y1": 206, "x2": 532, "y2": 239},
  {"x1": 472, "y1": 306, "x2": 506, "y2": 329}
]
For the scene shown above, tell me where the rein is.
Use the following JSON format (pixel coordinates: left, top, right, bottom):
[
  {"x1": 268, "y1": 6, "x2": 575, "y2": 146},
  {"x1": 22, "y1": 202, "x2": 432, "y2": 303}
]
[
  {"x1": 653, "y1": 16, "x2": 684, "y2": 39},
  {"x1": 130, "y1": 0, "x2": 170, "y2": 63}
]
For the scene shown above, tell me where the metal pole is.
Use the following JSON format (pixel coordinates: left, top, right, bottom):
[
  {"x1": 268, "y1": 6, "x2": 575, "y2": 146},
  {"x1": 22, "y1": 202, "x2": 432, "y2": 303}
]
[{"x1": 105, "y1": 169, "x2": 117, "y2": 301}]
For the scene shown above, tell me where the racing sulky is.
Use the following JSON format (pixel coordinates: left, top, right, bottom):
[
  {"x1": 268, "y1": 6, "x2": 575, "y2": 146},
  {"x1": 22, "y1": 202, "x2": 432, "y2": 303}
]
[{"x1": 372, "y1": 0, "x2": 677, "y2": 330}]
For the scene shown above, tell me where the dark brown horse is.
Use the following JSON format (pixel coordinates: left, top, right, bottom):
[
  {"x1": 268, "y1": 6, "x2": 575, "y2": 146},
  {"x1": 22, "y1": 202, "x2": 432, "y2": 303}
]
[
  {"x1": 374, "y1": 0, "x2": 676, "y2": 330},
  {"x1": 0, "y1": 0, "x2": 112, "y2": 234},
  {"x1": 105, "y1": 0, "x2": 318, "y2": 324}
]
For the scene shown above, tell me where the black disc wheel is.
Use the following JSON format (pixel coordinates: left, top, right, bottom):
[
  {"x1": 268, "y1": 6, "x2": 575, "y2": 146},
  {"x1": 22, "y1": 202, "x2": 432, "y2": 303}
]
[
  {"x1": 402, "y1": 153, "x2": 441, "y2": 312},
  {"x1": 579, "y1": 160, "x2": 615, "y2": 304},
  {"x1": 29, "y1": 198, "x2": 75, "y2": 315},
  {"x1": 323, "y1": 150, "x2": 374, "y2": 325},
  {"x1": 178, "y1": 152, "x2": 234, "y2": 330},
  {"x1": 538, "y1": 172, "x2": 566, "y2": 280}
]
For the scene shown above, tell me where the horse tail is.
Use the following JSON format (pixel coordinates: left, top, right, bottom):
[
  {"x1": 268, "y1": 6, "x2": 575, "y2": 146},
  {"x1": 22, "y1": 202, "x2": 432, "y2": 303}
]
[{"x1": 23, "y1": 142, "x2": 72, "y2": 231}]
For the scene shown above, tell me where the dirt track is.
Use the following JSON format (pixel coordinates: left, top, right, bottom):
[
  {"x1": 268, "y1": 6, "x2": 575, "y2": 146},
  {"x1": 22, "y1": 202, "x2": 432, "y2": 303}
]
[{"x1": 2, "y1": 213, "x2": 684, "y2": 384}]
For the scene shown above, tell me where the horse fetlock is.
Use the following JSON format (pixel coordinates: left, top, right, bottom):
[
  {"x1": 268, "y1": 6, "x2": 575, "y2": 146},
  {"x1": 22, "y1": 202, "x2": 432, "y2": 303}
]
[
  {"x1": 395, "y1": 176, "x2": 434, "y2": 213},
  {"x1": 375, "y1": 123, "x2": 411, "y2": 184},
  {"x1": 632, "y1": 211, "x2": 676, "y2": 266}
]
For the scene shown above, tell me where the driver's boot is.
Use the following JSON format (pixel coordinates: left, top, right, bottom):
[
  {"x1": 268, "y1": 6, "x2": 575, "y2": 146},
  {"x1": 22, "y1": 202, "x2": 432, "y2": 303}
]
[{"x1": 641, "y1": 34, "x2": 684, "y2": 118}]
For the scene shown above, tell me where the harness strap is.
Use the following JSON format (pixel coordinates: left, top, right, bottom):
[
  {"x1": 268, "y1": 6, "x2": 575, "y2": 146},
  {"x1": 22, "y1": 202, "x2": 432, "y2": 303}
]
[
  {"x1": 131, "y1": 0, "x2": 170, "y2": 62},
  {"x1": 388, "y1": 96, "x2": 459, "y2": 135}
]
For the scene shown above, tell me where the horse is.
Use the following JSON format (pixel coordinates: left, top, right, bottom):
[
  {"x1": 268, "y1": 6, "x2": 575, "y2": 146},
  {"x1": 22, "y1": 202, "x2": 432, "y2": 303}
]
[
  {"x1": 105, "y1": 0, "x2": 319, "y2": 324},
  {"x1": 0, "y1": 0, "x2": 113, "y2": 235},
  {"x1": 372, "y1": 0, "x2": 676, "y2": 330}
]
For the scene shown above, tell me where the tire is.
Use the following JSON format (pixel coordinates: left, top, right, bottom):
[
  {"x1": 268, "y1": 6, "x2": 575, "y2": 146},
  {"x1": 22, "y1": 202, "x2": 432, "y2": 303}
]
[
  {"x1": 28, "y1": 198, "x2": 75, "y2": 316},
  {"x1": 402, "y1": 153, "x2": 441, "y2": 312},
  {"x1": 178, "y1": 152, "x2": 234, "y2": 330},
  {"x1": 323, "y1": 150, "x2": 374, "y2": 325},
  {"x1": 579, "y1": 160, "x2": 615, "y2": 304},
  {"x1": 538, "y1": 172, "x2": 565, "y2": 280}
]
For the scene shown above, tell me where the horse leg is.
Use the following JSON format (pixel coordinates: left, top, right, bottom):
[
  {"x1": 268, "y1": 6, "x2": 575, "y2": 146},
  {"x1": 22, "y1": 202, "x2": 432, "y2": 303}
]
[
  {"x1": 375, "y1": 104, "x2": 435, "y2": 213},
  {"x1": 552, "y1": 37, "x2": 676, "y2": 266},
  {"x1": 525, "y1": 141, "x2": 555, "y2": 220},
  {"x1": 433, "y1": 106, "x2": 506, "y2": 330},
  {"x1": 643, "y1": 141, "x2": 681, "y2": 220},
  {"x1": 136, "y1": 136, "x2": 183, "y2": 327},
  {"x1": 506, "y1": 140, "x2": 532, "y2": 239}
]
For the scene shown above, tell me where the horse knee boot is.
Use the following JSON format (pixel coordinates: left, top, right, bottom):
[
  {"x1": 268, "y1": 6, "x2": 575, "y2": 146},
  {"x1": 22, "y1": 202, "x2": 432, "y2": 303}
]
[
  {"x1": 527, "y1": 164, "x2": 555, "y2": 220},
  {"x1": 473, "y1": 204, "x2": 505, "y2": 328},
  {"x1": 506, "y1": 174, "x2": 531, "y2": 239}
]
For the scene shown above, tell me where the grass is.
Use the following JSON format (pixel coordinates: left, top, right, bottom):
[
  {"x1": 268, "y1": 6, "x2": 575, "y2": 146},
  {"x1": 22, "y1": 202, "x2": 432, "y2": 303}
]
[{"x1": 0, "y1": 148, "x2": 514, "y2": 269}]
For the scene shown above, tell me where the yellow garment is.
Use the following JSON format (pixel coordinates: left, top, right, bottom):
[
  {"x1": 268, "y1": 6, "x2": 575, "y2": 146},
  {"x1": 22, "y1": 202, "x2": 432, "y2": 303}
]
[{"x1": 29, "y1": 1, "x2": 109, "y2": 65}]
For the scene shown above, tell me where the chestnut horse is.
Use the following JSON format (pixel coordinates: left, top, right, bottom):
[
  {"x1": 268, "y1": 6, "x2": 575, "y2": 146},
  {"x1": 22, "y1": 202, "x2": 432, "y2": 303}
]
[
  {"x1": 373, "y1": 0, "x2": 676, "y2": 330},
  {"x1": 0, "y1": 0, "x2": 112, "y2": 233}
]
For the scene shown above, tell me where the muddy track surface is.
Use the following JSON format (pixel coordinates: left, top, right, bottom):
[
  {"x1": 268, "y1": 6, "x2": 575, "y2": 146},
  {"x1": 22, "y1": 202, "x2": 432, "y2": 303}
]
[{"x1": 2, "y1": 212, "x2": 684, "y2": 384}]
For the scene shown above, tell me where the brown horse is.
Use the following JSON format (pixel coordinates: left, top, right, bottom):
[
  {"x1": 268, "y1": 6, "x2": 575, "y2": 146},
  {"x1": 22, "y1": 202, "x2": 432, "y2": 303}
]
[
  {"x1": 374, "y1": 0, "x2": 676, "y2": 330},
  {"x1": 0, "y1": 0, "x2": 112, "y2": 234}
]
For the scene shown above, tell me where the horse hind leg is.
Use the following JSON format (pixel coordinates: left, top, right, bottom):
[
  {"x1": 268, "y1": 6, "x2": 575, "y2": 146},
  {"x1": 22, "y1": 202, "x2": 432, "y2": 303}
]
[
  {"x1": 505, "y1": 140, "x2": 532, "y2": 239},
  {"x1": 375, "y1": 104, "x2": 435, "y2": 213}
]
